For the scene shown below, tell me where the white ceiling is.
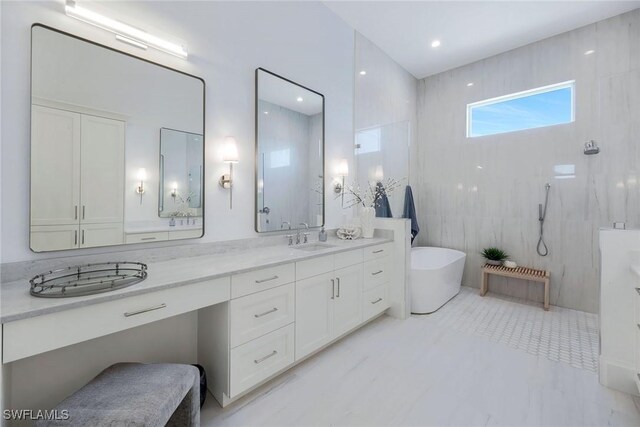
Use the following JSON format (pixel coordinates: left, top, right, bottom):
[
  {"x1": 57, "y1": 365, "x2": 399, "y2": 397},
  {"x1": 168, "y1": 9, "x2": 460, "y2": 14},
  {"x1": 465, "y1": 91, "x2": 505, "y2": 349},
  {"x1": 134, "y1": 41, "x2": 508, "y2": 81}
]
[
  {"x1": 324, "y1": 1, "x2": 640, "y2": 79},
  {"x1": 258, "y1": 70, "x2": 323, "y2": 116}
]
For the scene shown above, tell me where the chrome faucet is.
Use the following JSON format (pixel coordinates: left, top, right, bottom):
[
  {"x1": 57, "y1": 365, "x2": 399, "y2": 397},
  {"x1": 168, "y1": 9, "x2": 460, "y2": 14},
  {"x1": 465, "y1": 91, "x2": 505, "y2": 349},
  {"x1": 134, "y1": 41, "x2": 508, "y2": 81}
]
[
  {"x1": 282, "y1": 221, "x2": 294, "y2": 246},
  {"x1": 296, "y1": 222, "x2": 309, "y2": 244}
]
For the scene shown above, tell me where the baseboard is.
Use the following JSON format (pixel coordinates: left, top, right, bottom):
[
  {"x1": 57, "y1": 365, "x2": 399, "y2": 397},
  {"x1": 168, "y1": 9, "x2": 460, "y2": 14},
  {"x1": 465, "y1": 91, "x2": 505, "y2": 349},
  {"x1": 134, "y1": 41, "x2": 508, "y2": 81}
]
[{"x1": 599, "y1": 356, "x2": 640, "y2": 396}]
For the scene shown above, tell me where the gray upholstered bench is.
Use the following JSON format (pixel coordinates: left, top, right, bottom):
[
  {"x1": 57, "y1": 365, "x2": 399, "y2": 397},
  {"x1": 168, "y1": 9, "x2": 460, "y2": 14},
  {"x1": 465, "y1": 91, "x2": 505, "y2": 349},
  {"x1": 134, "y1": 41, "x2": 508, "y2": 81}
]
[{"x1": 37, "y1": 363, "x2": 200, "y2": 426}]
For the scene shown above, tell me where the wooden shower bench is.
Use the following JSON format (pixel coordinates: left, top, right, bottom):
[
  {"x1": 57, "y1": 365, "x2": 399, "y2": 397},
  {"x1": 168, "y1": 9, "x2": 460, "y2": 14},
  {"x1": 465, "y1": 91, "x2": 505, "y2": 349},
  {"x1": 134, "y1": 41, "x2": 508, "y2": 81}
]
[{"x1": 480, "y1": 264, "x2": 550, "y2": 310}]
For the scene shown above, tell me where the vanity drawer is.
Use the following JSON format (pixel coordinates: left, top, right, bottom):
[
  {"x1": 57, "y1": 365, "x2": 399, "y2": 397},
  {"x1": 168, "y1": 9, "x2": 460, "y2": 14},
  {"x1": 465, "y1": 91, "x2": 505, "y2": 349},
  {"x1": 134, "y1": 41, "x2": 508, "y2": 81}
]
[
  {"x1": 168, "y1": 229, "x2": 203, "y2": 240},
  {"x1": 363, "y1": 258, "x2": 390, "y2": 290},
  {"x1": 231, "y1": 264, "x2": 295, "y2": 299},
  {"x1": 229, "y1": 323, "x2": 295, "y2": 398},
  {"x1": 296, "y1": 255, "x2": 334, "y2": 280},
  {"x1": 362, "y1": 284, "x2": 389, "y2": 321},
  {"x1": 364, "y1": 243, "x2": 393, "y2": 261},
  {"x1": 125, "y1": 231, "x2": 169, "y2": 244},
  {"x1": 3, "y1": 277, "x2": 231, "y2": 363},
  {"x1": 229, "y1": 283, "x2": 295, "y2": 348},
  {"x1": 334, "y1": 249, "x2": 364, "y2": 270}
]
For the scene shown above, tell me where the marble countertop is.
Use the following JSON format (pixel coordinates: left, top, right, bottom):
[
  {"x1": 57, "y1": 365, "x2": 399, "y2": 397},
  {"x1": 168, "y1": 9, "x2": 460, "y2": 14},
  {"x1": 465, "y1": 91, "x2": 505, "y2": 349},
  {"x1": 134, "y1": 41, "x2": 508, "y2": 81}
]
[{"x1": 1, "y1": 237, "x2": 391, "y2": 323}]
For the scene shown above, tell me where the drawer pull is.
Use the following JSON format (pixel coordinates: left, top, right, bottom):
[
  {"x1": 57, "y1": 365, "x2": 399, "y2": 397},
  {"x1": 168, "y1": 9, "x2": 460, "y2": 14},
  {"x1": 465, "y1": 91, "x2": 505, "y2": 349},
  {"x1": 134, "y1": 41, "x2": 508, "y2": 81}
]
[
  {"x1": 331, "y1": 279, "x2": 335, "y2": 299},
  {"x1": 124, "y1": 303, "x2": 167, "y2": 317},
  {"x1": 140, "y1": 237, "x2": 156, "y2": 241},
  {"x1": 336, "y1": 277, "x2": 341, "y2": 298},
  {"x1": 254, "y1": 350, "x2": 277, "y2": 364},
  {"x1": 254, "y1": 307, "x2": 278, "y2": 318},
  {"x1": 371, "y1": 270, "x2": 384, "y2": 276},
  {"x1": 255, "y1": 275, "x2": 279, "y2": 284},
  {"x1": 373, "y1": 249, "x2": 384, "y2": 254},
  {"x1": 371, "y1": 298, "x2": 383, "y2": 305}
]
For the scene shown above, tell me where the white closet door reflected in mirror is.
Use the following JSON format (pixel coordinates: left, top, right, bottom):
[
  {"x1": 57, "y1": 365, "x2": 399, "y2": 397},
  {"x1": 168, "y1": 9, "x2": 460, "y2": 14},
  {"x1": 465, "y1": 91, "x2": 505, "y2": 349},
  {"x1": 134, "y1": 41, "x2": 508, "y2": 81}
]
[
  {"x1": 255, "y1": 68, "x2": 325, "y2": 233},
  {"x1": 29, "y1": 25, "x2": 204, "y2": 252}
]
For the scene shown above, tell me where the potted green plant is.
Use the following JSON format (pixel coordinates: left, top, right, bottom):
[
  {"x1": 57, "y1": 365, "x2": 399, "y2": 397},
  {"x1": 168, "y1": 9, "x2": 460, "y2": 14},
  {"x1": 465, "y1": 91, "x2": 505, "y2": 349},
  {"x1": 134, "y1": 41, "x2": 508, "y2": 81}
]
[{"x1": 481, "y1": 247, "x2": 509, "y2": 266}]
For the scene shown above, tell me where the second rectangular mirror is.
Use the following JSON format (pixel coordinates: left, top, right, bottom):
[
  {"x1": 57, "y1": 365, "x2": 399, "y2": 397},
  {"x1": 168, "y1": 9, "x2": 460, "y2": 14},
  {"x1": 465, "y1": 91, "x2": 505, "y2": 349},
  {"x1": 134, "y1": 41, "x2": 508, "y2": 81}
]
[{"x1": 255, "y1": 68, "x2": 324, "y2": 232}]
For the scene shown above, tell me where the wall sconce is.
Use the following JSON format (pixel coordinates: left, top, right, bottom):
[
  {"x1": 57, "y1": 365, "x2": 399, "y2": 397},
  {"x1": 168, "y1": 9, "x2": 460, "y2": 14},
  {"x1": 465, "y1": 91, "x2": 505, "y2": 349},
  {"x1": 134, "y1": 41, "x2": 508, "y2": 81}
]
[
  {"x1": 171, "y1": 182, "x2": 178, "y2": 200},
  {"x1": 334, "y1": 158, "x2": 349, "y2": 205},
  {"x1": 219, "y1": 136, "x2": 239, "y2": 209},
  {"x1": 374, "y1": 165, "x2": 384, "y2": 182},
  {"x1": 135, "y1": 168, "x2": 147, "y2": 204}
]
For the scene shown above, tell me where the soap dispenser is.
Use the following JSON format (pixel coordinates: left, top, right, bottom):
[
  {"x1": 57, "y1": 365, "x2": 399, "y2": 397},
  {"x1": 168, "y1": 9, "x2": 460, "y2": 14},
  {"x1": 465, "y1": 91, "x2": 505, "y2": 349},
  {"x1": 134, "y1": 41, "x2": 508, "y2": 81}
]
[{"x1": 319, "y1": 226, "x2": 327, "y2": 242}]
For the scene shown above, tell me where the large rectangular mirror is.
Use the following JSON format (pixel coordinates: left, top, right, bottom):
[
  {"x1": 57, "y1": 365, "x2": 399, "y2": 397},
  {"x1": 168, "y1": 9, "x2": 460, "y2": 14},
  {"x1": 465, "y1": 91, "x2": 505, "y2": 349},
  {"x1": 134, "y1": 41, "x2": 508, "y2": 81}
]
[
  {"x1": 30, "y1": 25, "x2": 205, "y2": 252},
  {"x1": 255, "y1": 68, "x2": 324, "y2": 232}
]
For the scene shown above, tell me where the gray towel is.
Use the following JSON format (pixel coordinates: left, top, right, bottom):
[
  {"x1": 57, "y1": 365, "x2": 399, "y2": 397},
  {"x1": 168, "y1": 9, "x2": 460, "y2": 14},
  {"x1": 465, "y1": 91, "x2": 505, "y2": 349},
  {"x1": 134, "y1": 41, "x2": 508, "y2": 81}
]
[
  {"x1": 374, "y1": 182, "x2": 393, "y2": 218},
  {"x1": 402, "y1": 185, "x2": 419, "y2": 243}
]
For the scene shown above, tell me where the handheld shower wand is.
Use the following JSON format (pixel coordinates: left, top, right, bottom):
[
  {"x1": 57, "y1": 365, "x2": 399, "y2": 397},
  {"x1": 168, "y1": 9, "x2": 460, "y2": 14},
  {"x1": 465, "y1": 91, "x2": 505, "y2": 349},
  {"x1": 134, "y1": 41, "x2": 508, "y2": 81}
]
[{"x1": 537, "y1": 183, "x2": 551, "y2": 256}]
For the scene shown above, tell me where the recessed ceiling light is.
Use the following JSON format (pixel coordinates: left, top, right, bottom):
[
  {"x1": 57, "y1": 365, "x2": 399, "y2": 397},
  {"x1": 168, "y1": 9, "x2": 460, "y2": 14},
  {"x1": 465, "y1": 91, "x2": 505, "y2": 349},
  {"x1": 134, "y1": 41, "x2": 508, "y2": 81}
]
[
  {"x1": 431, "y1": 40, "x2": 441, "y2": 48},
  {"x1": 359, "y1": 70, "x2": 367, "y2": 75},
  {"x1": 263, "y1": 111, "x2": 269, "y2": 115},
  {"x1": 584, "y1": 49, "x2": 595, "y2": 55},
  {"x1": 476, "y1": 165, "x2": 483, "y2": 169},
  {"x1": 296, "y1": 97, "x2": 303, "y2": 102},
  {"x1": 467, "y1": 82, "x2": 474, "y2": 87}
]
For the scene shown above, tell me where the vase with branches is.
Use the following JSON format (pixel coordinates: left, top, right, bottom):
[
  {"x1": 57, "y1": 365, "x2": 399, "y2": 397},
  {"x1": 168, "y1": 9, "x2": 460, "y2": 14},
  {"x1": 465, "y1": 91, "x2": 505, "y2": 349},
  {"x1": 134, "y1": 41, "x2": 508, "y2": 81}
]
[{"x1": 337, "y1": 177, "x2": 404, "y2": 238}]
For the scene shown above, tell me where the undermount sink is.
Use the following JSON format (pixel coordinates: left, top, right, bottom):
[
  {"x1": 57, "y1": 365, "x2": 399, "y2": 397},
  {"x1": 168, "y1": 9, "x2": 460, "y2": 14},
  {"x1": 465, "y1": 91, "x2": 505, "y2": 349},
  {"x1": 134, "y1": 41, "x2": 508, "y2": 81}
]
[{"x1": 294, "y1": 243, "x2": 336, "y2": 252}]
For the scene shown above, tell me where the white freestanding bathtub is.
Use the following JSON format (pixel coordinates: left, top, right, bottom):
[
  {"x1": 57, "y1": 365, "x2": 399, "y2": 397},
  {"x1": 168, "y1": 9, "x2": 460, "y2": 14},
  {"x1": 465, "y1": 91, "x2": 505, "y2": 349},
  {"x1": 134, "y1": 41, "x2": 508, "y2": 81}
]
[{"x1": 410, "y1": 247, "x2": 466, "y2": 314}]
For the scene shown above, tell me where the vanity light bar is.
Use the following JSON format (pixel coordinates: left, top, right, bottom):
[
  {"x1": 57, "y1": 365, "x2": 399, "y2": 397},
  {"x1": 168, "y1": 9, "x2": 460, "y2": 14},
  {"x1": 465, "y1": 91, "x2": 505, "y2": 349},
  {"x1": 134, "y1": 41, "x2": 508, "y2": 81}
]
[
  {"x1": 64, "y1": 0, "x2": 188, "y2": 59},
  {"x1": 115, "y1": 34, "x2": 148, "y2": 50}
]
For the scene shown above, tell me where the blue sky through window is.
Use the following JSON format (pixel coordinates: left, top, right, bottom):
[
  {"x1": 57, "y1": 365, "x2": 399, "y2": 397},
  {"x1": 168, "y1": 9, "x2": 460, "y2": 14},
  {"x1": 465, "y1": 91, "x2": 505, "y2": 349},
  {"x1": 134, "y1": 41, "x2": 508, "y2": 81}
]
[{"x1": 468, "y1": 83, "x2": 573, "y2": 137}]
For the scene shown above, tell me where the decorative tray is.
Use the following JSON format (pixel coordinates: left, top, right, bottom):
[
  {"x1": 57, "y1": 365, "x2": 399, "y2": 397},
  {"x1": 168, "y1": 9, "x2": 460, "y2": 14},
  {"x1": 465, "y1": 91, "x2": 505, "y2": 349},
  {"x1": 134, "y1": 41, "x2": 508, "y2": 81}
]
[{"x1": 30, "y1": 262, "x2": 148, "y2": 298}]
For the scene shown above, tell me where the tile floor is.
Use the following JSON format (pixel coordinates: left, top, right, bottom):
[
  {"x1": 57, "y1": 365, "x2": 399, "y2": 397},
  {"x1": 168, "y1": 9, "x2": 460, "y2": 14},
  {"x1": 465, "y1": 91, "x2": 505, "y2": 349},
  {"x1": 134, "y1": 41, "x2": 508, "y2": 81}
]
[
  {"x1": 430, "y1": 287, "x2": 599, "y2": 372},
  {"x1": 202, "y1": 287, "x2": 640, "y2": 426}
]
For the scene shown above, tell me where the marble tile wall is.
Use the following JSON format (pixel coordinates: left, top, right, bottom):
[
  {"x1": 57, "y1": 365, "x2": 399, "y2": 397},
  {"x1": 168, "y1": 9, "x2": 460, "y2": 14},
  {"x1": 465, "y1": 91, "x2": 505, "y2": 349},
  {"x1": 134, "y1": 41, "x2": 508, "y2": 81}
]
[{"x1": 416, "y1": 10, "x2": 640, "y2": 313}]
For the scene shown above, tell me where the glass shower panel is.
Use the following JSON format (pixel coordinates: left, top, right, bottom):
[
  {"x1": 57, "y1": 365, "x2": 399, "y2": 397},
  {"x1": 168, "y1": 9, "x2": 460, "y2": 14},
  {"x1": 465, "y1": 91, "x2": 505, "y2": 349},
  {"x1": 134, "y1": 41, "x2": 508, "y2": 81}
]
[{"x1": 355, "y1": 120, "x2": 410, "y2": 218}]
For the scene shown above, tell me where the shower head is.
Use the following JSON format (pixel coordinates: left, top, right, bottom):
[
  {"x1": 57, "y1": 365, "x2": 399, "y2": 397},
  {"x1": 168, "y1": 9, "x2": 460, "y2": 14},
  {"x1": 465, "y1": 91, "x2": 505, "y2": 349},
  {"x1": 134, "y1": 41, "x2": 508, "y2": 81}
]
[{"x1": 584, "y1": 140, "x2": 600, "y2": 155}]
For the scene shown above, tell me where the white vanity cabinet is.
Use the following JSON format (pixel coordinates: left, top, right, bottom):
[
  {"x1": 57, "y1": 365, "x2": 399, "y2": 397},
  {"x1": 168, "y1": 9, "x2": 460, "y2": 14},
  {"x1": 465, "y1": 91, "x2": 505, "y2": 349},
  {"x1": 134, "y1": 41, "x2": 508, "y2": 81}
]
[
  {"x1": 295, "y1": 271, "x2": 336, "y2": 359},
  {"x1": 30, "y1": 105, "x2": 125, "y2": 251},
  {"x1": 362, "y1": 243, "x2": 392, "y2": 321},
  {"x1": 199, "y1": 263, "x2": 298, "y2": 403},
  {"x1": 4, "y1": 276, "x2": 231, "y2": 363},
  {"x1": 198, "y1": 242, "x2": 394, "y2": 407},
  {"x1": 295, "y1": 259, "x2": 365, "y2": 360},
  {"x1": 295, "y1": 252, "x2": 366, "y2": 357}
]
